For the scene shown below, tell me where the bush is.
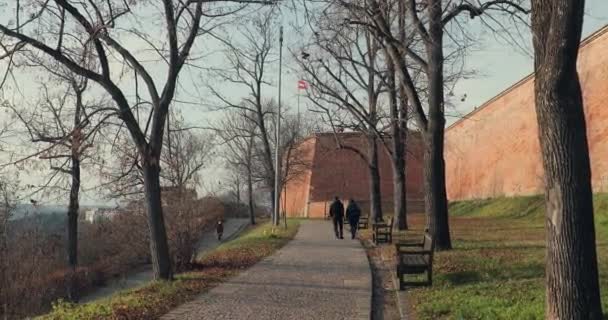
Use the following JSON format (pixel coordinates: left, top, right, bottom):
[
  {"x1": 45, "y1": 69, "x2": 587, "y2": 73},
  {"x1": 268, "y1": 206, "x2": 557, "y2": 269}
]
[{"x1": 0, "y1": 196, "x2": 223, "y2": 319}]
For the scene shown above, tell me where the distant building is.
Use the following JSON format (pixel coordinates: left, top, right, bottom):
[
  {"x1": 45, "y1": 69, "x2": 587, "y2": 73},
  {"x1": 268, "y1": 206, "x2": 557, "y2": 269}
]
[{"x1": 84, "y1": 208, "x2": 121, "y2": 223}]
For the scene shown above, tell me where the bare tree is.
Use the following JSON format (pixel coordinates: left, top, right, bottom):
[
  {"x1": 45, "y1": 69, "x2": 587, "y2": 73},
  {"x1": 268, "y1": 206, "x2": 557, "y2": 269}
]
[
  {"x1": 216, "y1": 99, "x2": 312, "y2": 226},
  {"x1": 329, "y1": 0, "x2": 529, "y2": 249},
  {"x1": 3, "y1": 71, "x2": 113, "y2": 301},
  {"x1": 217, "y1": 109, "x2": 259, "y2": 225},
  {"x1": 384, "y1": 0, "x2": 410, "y2": 230},
  {"x1": 531, "y1": 1, "x2": 603, "y2": 318},
  {"x1": 161, "y1": 112, "x2": 215, "y2": 191},
  {"x1": 209, "y1": 9, "x2": 280, "y2": 221},
  {"x1": 278, "y1": 113, "x2": 314, "y2": 224},
  {"x1": 0, "y1": 0, "x2": 274, "y2": 280},
  {"x1": 297, "y1": 12, "x2": 389, "y2": 222},
  {"x1": 101, "y1": 110, "x2": 214, "y2": 199}
]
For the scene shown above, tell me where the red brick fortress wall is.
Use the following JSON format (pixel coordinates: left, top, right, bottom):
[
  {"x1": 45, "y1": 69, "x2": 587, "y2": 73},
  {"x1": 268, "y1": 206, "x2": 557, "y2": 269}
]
[
  {"x1": 445, "y1": 26, "x2": 608, "y2": 201},
  {"x1": 282, "y1": 132, "x2": 425, "y2": 218}
]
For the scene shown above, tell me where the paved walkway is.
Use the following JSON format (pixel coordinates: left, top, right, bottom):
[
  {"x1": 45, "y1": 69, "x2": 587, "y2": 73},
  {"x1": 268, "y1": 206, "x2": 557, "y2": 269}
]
[
  {"x1": 192, "y1": 218, "x2": 249, "y2": 263},
  {"x1": 162, "y1": 220, "x2": 372, "y2": 320},
  {"x1": 80, "y1": 219, "x2": 249, "y2": 303}
]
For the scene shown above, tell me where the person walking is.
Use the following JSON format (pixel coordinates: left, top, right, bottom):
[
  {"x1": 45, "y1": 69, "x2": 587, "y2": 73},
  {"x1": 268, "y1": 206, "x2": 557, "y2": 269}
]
[
  {"x1": 346, "y1": 199, "x2": 361, "y2": 239},
  {"x1": 329, "y1": 196, "x2": 345, "y2": 239},
  {"x1": 216, "y1": 218, "x2": 224, "y2": 241}
]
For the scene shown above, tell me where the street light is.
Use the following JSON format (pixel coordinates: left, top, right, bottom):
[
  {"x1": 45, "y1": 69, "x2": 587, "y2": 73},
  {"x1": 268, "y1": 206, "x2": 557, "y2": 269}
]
[{"x1": 273, "y1": 26, "x2": 284, "y2": 226}]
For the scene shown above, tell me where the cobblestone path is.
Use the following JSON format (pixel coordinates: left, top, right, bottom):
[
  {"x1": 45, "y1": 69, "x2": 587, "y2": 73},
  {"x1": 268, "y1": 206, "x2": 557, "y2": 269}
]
[{"x1": 162, "y1": 220, "x2": 372, "y2": 320}]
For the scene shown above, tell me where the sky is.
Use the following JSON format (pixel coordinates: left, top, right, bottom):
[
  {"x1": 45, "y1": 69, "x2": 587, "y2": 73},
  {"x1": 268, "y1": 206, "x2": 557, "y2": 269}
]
[
  {"x1": 446, "y1": 0, "x2": 608, "y2": 124},
  {"x1": 1, "y1": 1, "x2": 607, "y2": 205}
]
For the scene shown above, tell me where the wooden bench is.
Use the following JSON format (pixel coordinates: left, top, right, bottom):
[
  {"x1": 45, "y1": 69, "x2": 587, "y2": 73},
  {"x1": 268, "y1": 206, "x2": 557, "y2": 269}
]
[
  {"x1": 396, "y1": 232, "x2": 435, "y2": 289},
  {"x1": 358, "y1": 215, "x2": 370, "y2": 229},
  {"x1": 372, "y1": 217, "x2": 394, "y2": 244}
]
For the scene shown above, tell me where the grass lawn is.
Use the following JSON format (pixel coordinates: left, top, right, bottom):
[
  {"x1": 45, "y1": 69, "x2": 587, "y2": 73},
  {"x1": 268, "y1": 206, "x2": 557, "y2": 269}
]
[
  {"x1": 388, "y1": 194, "x2": 608, "y2": 320},
  {"x1": 39, "y1": 220, "x2": 300, "y2": 320}
]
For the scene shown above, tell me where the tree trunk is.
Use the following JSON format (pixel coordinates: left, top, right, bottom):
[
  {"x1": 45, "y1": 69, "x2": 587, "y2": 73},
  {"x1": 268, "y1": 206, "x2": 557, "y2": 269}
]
[
  {"x1": 142, "y1": 155, "x2": 173, "y2": 280},
  {"x1": 66, "y1": 154, "x2": 80, "y2": 301},
  {"x1": 247, "y1": 168, "x2": 255, "y2": 225},
  {"x1": 424, "y1": 0, "x2": 451, "y2": 250},
  {"x1": 531, "y1": 1, "x2": 603, "y2": 318},
  {"x1": 423, "y1": 128, "x2": 451, "y2": 250},
  {"x1": 0, "y1": 197, "x2": 9, "y2": 319},
  {"x1": 368, "y1": 135, "x2": 383, "y2": 222},
  {"x1": 387, "y1": 55, "x2": 407, "y2": 230},
  {"x1": 235, "y1": 177, "x2": 241, "y2": 203},
  {"x1": 255, "y1": 104, "x2": 276, "y2": 222},
  {"x1": 400, "y1": 84, "x2": 409, "y2": 223},
  {"x1": 269, "y1": 188, "x2": 276, "y2": 224}
]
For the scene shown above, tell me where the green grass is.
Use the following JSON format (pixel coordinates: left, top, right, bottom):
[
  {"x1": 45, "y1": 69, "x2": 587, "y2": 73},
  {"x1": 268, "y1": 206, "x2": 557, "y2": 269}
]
[
  {"x1": 404, "y1": 194, "x2": 608, "y2": 320},
  {"x1": 448, "y1": 195, "x2": 544, "y2": 218},
  {"x1": 39, "y1": 220, "x2": 300, "y2": 320}
]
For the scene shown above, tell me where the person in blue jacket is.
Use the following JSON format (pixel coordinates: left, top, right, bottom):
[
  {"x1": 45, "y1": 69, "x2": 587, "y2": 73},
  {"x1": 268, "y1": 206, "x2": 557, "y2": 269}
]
[{"x1": 346, "y1": 199, "x2": 362, "y2": 239}]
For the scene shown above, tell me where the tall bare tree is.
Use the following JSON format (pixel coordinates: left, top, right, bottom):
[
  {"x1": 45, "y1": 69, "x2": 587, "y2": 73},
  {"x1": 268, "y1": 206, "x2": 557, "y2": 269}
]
[
  {"x1": 531, "y1": 1, "x2": 603, "y2": 318},
  {"x1": 3, "y1": 71, "x2": 112, "y2": 301},
  {"x1": 217, "y1": 109, "x2": 259, "y2": 225},
  {"x1": 0, "y1": 1, "x2": 272, "y2": 279},
  {"x1": 338, "y1": 0, "x2": 529, "y2": 249},
  {"x1": 162, "y1": 112, "x2": 215, "y2": 191},
  {"x1": 210, "y1": 9, "x2": 279, "y2": 221},
  {"x1": 102, "y1": 110, "x2": 214, "y2": 199},
  {"x1": 298, "y1": 16, "x2": 389, "y2": 222}
]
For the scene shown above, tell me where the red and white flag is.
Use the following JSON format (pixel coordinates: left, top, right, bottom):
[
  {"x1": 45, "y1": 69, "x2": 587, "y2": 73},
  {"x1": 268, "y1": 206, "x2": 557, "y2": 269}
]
[{"x1": 297, "y1": 80, "x2": 309, "y2": 90}]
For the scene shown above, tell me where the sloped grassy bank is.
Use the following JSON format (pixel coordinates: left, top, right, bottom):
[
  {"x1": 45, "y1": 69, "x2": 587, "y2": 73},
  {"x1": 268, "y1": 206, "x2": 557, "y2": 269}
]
[{"x1": 407, "y1": 194, "x2": 608, "y2": 319}]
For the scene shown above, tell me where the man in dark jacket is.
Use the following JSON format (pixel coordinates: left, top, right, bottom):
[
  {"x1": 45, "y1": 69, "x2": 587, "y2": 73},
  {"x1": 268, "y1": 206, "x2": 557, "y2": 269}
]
[
  {"x1": 329, "y1": 196, "x2": 345, "y2": 239},
  {"x1": 346, "y1": 199, "x2": 361, "y2": 239}
]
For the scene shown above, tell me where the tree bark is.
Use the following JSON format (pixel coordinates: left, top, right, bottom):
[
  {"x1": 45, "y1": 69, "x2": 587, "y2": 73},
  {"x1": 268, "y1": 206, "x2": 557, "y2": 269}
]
[
  {"x1": 142, "y1": 154, "x2": 173, "y2": 280},
  {"x1": 67, "y1": 86, "x2": 82, "y2": 302},
  {"x1": 255, "y1": 101, "x2": 276, "y2": 222},
  {"x1": 247, "y1": 168, "x2": 255, "y2": 225},
  {"x1": 423, "y1": 0, "x2": 452, "y2": 250},
  {"x1": 387, "y1": 56, "x2": 407, "y2": 230},
  {"x1": 423, "y1": 128, "x2": 451, "y2": 250},
  {"x1": 66, "y1": 153, "x2": 80, "y2": 301},
  {"x1": 368, "y1": 135, "x2": 383, "y2": 222},
  {"x1": 247, "y1": 134, "x2": 256, "y2": 225},
  {"x1": 269, "y1": 189, "x2": 276, "y2": 224},
  {"x1": 0, "y1": 191, "x2": 9, "y2": 319},
  {"x1": 531, "y1": 1, "x2": 603, "y2": 318}
]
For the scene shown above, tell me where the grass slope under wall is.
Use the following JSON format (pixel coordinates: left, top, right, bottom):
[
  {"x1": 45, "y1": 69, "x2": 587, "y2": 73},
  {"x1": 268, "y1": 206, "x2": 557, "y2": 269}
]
[{"x1": 405, "y1": 194, "x2": 608, "y2": 320}]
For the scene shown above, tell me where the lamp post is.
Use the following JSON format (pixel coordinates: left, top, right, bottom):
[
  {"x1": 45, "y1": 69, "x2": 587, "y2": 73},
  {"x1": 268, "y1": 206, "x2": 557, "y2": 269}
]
[{"x1": 273, "y1": 26, "x2": 283, "y2": 226}]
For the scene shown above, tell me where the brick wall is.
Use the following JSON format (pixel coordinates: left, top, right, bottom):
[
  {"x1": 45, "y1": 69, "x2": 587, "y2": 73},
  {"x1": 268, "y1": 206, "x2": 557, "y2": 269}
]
[
  {"x1": 445, "y1": 26, "x2": 608, "y2": 200},
  {"x1": 283, "y1": 132, "x2": 425, "y2": 218}
]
